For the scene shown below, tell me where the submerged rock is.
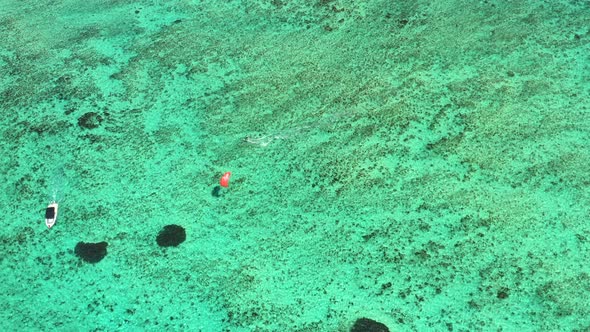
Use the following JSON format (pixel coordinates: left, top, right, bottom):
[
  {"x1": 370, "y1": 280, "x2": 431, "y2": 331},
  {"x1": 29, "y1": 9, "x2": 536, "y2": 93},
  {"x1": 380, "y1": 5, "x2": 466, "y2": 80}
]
[
  {"x1": 156, "y1": 225, "x2": 186, "y2": 247},
  {"x1": 75, "y1": 241, "x2": 108, "y2": 263},
  {"x1": 351, "y1": 317, "x2": 389, "y2": 332}
]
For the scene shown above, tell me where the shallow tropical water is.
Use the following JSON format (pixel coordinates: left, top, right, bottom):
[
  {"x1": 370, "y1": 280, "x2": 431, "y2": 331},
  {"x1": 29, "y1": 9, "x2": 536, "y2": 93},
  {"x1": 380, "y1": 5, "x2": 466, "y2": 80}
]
[{"x1": 1, "y1": 0, "x2": 589, "y2": 330}]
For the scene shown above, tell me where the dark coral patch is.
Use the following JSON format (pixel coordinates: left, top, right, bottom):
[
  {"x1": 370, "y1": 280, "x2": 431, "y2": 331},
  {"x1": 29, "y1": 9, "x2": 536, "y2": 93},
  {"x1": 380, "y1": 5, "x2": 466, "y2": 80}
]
[
  {"x1": 78, "y1": 112, "x2": 103, "y2": 129},
  {"x1": 497, "y1": 287, "x2": 510, "y2": 299},
  {"x1": 156, "y1": 225, "x2": 186, "y2": 247},
  {"x1": 351, "y1": 317, "x2": 389, "y2": 332},
  {"x1": 75, "y1": 241, "x2": 108, "y2": 263}
]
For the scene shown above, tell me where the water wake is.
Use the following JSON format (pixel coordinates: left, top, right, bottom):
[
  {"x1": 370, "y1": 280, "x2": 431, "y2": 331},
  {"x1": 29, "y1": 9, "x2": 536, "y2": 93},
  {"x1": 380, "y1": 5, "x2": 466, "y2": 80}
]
[{"x1": 48, "y1": 165, "x2": 68, "y2": 203}]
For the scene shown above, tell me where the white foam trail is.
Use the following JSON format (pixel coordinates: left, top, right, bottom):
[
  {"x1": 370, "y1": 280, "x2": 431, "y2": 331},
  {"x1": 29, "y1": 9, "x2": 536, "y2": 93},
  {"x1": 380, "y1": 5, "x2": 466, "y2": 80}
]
[{"x1": 48, "y1": 165, "x2": 68, "y2": 203}]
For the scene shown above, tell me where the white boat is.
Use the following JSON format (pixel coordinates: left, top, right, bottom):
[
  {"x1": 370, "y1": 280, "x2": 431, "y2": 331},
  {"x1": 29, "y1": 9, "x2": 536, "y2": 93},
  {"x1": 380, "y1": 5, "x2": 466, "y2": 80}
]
[{"x1": 45, "y1": 202, "x2": 58, "y2": 228}]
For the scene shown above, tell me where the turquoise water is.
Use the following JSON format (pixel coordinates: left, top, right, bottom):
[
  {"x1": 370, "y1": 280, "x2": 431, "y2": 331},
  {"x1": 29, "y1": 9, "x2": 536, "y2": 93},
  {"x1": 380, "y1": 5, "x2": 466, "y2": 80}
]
[{"x1": 1, "y1": 0, "x2": 589, "y2": 330}]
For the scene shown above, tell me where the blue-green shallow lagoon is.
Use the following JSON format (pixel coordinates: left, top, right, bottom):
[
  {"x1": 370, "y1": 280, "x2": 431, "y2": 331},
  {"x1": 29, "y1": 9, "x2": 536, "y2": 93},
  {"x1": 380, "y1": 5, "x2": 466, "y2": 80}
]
[{"x1": 1, "y1": 0, "x2": 589, "y2": 330}]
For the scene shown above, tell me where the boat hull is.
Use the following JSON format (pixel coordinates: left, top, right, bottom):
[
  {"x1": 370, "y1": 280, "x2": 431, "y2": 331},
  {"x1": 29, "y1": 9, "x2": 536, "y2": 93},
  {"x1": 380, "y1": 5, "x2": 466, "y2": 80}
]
[{"x1": 45, "y1": 202, "x2": 58, "y2": 228}]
